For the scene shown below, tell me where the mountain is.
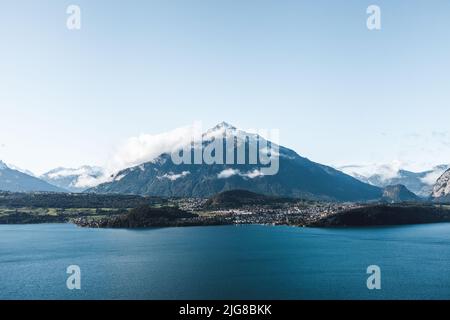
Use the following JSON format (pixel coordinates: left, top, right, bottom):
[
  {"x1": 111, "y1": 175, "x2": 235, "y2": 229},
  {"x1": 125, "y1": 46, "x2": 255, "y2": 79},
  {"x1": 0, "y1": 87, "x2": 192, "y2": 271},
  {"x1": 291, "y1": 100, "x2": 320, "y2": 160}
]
[
  {"x1": 339, "y1": 164, "x2": 449, "y2": 197},
  {"x1": 41, "y1": 166, "x2": 104, "y2": 192},
  {"x1": 431, "y1": 169, "x2": 450, "y2": 202},
  {"x1": 2, "y1": 163, "x2": 36, "y2": 177},
  {"x1": 381, "y1": 184, "x2": 420, "y2": 203},
  {"x1": 89, "y1": 122, "x2": 382, "y2": 201},
  {"x1": 0, "y1": 161, "x2": 65, "y2": 193}
]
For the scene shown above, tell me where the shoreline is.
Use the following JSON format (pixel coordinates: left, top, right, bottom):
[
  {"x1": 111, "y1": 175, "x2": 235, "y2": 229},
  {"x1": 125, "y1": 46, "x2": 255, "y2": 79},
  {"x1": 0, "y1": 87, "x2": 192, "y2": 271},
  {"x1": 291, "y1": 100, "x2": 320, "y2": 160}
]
[{"x1": 2, "y1": 191, "x2": 450, "y2": 229}]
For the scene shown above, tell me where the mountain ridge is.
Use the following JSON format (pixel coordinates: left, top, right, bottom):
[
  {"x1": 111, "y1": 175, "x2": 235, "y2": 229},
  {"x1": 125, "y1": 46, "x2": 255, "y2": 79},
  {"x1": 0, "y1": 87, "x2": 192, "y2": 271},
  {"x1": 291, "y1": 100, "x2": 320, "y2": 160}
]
[{"x1": 0, "y1": 161, "x2": 65, "y2": 193}]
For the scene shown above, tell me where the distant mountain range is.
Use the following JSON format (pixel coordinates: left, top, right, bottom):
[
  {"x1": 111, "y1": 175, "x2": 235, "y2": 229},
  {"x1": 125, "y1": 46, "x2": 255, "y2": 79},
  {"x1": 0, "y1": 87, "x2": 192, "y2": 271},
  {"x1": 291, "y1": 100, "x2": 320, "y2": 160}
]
[
  {"x1": 339, "y1": 164, "x2": 449, "y2": 197},
  {"x1": 89, "y1": 122, "x2": 382, "y2": 201},
  {"x1": 0, "y1": 161, "x2": 64, "y2": 193},
  {"x1": 40, "y1": 166, "x2": 104, "y2": 193},
  {"x1": 2, "y1": 122, "x2": 450, "y2": 203}
]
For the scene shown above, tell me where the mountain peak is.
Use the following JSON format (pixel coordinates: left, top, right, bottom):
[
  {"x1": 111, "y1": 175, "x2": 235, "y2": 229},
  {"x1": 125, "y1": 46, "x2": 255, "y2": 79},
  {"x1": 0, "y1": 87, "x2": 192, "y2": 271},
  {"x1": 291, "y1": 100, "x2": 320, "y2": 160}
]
[
  {"x1": 203, "y1": 122, "x2": 240, "y2": 141},
  {"x1": 0, "y1": 160, "x2": 7, "y2": 170},
  {"x1": 41, "y1": 166, "x2": 105, "y2": 192},
  {"x1": 209, "y1": 122, "x2": 237, "y2": 132},
  {"x1": 0, "y1": 161, "x2": 65, "y2": 192}
]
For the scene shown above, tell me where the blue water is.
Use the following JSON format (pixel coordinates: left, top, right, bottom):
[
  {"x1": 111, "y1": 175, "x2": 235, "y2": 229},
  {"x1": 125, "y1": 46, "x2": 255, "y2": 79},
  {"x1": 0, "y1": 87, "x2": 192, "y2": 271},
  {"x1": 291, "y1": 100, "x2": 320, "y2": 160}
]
[{"x1": 1, "y1": 223, "x2": 450, "y2": 300}]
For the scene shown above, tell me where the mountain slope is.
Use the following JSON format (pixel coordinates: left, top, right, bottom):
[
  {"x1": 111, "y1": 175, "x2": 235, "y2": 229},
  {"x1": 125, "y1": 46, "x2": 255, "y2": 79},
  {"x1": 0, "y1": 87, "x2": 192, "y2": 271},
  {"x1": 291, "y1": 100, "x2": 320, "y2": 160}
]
[
  {"x1": 432, "y1": 169, "x2": 450, "y2": 202},
  {"x1": 89, "y1": 123, "x2": 382, "y2": 201},
  {"x1": 381, "y1": 184, "x2": 420, "y2": 203},
  {"x1": 41, "y1": 166, "x2": 104, "y2": 192},
  {"x1": 0, "y1": 161, "x2": 65, "y2": 193}
]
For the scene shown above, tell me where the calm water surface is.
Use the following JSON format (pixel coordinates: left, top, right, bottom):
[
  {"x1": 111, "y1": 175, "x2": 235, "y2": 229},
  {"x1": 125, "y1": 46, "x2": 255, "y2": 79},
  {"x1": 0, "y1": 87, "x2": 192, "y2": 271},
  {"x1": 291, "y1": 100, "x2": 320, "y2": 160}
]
[{"x1": 1, "y1": 223, "x2": 450, "y2": 299}]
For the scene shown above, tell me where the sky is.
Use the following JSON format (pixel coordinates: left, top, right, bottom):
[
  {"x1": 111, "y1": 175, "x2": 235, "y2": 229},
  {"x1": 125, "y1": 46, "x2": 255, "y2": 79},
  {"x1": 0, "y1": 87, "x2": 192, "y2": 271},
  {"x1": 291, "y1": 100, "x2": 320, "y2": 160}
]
[{"x1": 1, "y1": 0, "x2": 450, "y2": 175}]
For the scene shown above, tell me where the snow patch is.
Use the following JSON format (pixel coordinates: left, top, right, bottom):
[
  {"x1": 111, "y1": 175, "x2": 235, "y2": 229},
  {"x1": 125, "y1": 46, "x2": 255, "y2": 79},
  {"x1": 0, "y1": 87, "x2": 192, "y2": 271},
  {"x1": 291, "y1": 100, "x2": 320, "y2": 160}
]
[
  {"x1": 217, "y1": 168, "x2": 240, "y2": 179},
  {"x1": 217, "y1": 168, "x2": 265, "y2": 179},
  {"x1": 159, "y1": 171, "x2": 190, "y2": 181},
  {"x1": 113, "y1": 173, "x2": 127, "y2": 182}
]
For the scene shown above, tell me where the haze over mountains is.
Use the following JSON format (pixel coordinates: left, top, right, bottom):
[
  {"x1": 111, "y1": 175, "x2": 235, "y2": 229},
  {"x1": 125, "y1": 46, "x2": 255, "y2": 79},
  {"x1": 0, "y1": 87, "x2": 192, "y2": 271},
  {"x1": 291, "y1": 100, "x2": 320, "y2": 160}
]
[
  {"x1": 40, "y1": 166, "x2": 105, "y2": 193},
  {"x1": 1, "y1": 123, "x2": 450, "y2": 203},
  {"x1": 339, "y1": 164, "x2": 450, "y2": 197}
]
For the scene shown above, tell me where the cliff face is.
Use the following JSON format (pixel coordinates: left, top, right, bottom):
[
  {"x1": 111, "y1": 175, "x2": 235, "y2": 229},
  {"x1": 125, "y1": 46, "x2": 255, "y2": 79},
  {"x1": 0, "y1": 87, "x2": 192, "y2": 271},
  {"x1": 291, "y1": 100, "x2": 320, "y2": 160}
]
[
  {"x1": 381, "y1": 184, "x2": 420, "y2": 202},
  {"x1": 432, "y1": 169, "x2": 450, "y2": 202}
]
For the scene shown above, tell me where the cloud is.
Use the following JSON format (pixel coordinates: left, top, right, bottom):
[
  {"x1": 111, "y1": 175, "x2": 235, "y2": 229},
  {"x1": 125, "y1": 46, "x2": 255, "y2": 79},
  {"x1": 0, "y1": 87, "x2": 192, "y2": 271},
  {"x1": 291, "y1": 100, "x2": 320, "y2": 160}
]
[
  {"x1": 82, "y1": 122, "x2": 272, "y2": 187},
  {"x1": 108, "y1": 124, "x2": 201, "y2": 174},
  {"x1": 217, "y1": 168, "x2": 240, "y2": 179},
  {"x1": 159, "y1": 171, "x2": 190, "y2": 181},
  {"x1": 43, "y1": 166, "x2": 105, "y2": 189},
  {"x1": 243, "y1": 169, "x2": 264, "y2": 179},
  {"x1": 71, "y1": 123, "x2": 202, "y2": 188},
  {"x1": 338, "y1": 160, "x2": 404, "y2": 182},
  {"x1": 74, "y1": 174, "x2": 106, "y2": 188},
  {"x1": 47, "y1": 167, "x2": 101, "y2": 179},
  {"x1": 420, "y1": 167, "x2": 449, "y2": 186},
  {"x1": 217, "y1": 168, "x2": 264, "y2": 179}
]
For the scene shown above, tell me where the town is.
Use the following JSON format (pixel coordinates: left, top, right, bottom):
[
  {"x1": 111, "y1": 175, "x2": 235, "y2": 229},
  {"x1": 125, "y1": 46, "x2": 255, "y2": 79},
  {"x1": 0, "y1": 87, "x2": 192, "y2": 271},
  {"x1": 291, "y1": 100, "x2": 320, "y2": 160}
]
[{"x1": 170, "y1": 196, "x2": 362, "y2": 227}]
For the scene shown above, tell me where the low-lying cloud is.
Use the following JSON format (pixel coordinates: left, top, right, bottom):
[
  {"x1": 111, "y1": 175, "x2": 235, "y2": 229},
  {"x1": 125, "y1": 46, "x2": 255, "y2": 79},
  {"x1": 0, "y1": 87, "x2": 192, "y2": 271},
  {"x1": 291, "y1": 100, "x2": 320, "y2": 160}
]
[
  {"x1": 108, "y1": 124, "x2": 201, "y2": 174},
  {"x1": 217, "y1": 168, "x2": 264, "y2": 179}
]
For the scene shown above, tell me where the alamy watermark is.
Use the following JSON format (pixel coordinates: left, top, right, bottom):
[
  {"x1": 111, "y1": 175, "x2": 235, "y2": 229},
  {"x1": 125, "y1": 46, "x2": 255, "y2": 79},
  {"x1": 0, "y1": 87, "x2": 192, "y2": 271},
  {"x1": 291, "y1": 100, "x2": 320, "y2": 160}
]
[
  {"x1": 64, "y1": 5, "x2": 381, "y2": 32},
  {"x1": 66, "y1": 5, "x2": 81, "y2": 30},
  {"x1": 66, "y1": 265, "x2": 81, "y2": 290},
  {"x1": 367, "y1": 5, "x2": 381, "y2": 30},
  {"x1": 366, "y1": 265, "x2": 381, "y2": 290}
]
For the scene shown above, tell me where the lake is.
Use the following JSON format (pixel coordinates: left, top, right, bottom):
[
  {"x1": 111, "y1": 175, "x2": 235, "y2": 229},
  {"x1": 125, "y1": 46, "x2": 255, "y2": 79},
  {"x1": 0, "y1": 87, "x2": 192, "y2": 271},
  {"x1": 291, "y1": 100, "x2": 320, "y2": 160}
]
[{"x1": 1, "y1": 223, "x2": 450, "y2": 299}]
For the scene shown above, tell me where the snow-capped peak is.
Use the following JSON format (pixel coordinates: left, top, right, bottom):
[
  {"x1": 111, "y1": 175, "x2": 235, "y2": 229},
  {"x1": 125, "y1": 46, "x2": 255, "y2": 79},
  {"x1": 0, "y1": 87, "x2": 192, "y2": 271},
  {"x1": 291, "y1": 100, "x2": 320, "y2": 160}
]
[
  {"x1": 43, "y1": 166, "x2": 103, "y2": 180},
  {"x1": 203, "y1": 122, "x2": 271, "y2": 144},
  {"x1": 0, "y1": 161, "x2": 35, "y2": 176},
  {"x1": 41, "y1": 166, "x2": 105, "y2": 192},
  {"x1": 204, "y1": 122, "x2": 238, "y2": 139},
  {"x1": 212, "y1": 121, "x2": 236, "y2": 130}
]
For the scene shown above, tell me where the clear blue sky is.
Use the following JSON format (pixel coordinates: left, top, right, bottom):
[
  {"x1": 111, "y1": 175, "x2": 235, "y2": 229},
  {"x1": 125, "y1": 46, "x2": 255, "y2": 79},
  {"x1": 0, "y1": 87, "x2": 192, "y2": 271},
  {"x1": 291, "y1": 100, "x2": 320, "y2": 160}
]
[{"x1": 1, "y1": 0, "x2": 450, "y2": 174}]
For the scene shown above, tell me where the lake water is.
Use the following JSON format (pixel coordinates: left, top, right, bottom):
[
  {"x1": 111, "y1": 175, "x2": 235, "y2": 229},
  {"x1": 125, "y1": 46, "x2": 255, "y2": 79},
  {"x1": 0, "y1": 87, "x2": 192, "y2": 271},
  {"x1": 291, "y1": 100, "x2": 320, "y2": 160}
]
[{"x1": 1, "y1": 223, "x2": 450, "y2": 300}]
